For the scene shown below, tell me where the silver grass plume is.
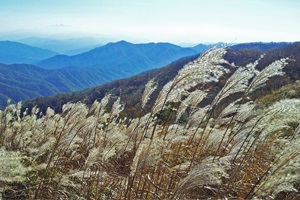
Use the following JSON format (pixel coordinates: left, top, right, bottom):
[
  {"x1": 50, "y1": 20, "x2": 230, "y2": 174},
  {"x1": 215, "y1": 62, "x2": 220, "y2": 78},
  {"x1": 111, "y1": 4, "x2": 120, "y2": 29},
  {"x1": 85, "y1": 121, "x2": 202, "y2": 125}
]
[
  {"x1": 130, "y1": 140, "x2": 150, "y2": 176},
  {"x1": 211, "y1": 56, "x2": 261, "y2": 106},
  {"x1": 247, "y1": 58, "x2": 289, "y2": 94},
  {"x1": 255, "y1": 140, "x2": 300, "y2": 198},
  {"x1": 0, "y1": 148, "x2": 31, "y2": 183},
  {"x1": 46, "y1": 107, "x2": 55, "y2": 118},
  {"x1": 229, "y1": 99, "x2": 300, "y2": 198},
  {"x1": 176, "y1": 89, "x2": 207, "y2": 122},
  {"x1": 153, "y1": 47, "x2": 230, "y2": 113},
  {"x1": 152, "y1": 81, "x2": 174, "y2": 114},
  {"x1": 110, "y1": 97, "x2": 124, "y2": 121},
  {"x1": 186, "y1": 105, "x2": 210, "y2": 128},
  {"x1": 130, "y1": 138, "x2": 168, "y2": 176},
  {"x1": 215, "y1": 99, "x2": 255, "y2": 126},
  {"x1": 255, "y1": 98, "x2": 300, "y2": 139},
  {"x1": 141, "y1": 79, "x2": 158, "y2": 109},
  {"x1": 173, "y1": 159, "x2": 228, "y2": 198},
  {"x1": 90, "y1": 93, "x2": 111, "y2": 117},
  {"x1": 172, "y1": 47, "x2": 230, "y2": 92}
]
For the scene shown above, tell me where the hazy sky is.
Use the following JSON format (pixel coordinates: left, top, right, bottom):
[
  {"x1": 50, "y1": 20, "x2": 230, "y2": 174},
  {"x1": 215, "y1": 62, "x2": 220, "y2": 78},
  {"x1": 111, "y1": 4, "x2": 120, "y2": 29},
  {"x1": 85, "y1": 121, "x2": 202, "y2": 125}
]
[{"x1": 0, "y1": 0, "x2": 299, "y2": 44}]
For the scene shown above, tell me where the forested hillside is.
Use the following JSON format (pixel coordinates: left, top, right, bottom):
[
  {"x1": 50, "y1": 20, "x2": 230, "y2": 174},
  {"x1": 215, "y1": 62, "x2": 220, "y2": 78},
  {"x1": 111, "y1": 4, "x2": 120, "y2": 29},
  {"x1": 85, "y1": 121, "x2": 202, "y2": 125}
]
[
  {"x1": 0, "y1": 63, "x2": 125, "y2": 109},
  {"x1": 23, "y1": 55, "x2": 199, "y2": 116}
]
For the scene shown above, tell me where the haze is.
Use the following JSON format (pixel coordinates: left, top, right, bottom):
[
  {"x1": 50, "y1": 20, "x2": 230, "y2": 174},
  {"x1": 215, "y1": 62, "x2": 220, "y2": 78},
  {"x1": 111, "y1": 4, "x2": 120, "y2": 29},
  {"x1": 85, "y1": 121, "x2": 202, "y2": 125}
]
[{"x1": 0, "y1": 0, "x2": 299, "y2": 44}]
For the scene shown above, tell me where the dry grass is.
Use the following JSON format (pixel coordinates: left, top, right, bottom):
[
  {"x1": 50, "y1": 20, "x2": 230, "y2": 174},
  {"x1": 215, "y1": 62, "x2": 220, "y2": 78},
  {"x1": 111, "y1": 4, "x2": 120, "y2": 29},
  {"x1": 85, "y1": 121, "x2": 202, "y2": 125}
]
[{"x1": 0, "y1": 47, "x2": 299, "y2": 199}]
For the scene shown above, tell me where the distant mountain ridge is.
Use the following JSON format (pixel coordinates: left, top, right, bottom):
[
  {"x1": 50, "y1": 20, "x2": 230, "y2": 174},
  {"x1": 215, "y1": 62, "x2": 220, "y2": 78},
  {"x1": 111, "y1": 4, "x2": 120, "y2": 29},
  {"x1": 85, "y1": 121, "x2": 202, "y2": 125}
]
[
  {"x1": 0, "y1": 41, "x2": 296, "y2": 109},
  {"x1": 18, "y1": 37, "x2": 103, "y2": 55},
  {"x1": 37, "y1": 41, "x2": 200, "y2": 71},
  {"x1": 0, "y1": 40, "x2": 208, "y2": 108},
  {"x1": 230, "y1": 42, "x2": 291, "y2": 51},
  {"x1": 0, "y1": 41, "x2": 58, "y2": 64},
  {"x1": 192, "y1": 43, "x2": 213, "y2": 52}
]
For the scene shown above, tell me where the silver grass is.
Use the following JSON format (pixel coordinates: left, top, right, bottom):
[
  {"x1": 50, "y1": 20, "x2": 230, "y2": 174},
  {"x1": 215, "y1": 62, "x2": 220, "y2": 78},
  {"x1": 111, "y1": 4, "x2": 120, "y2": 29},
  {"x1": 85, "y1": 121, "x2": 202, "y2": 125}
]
[
  {"x1": 255, "y1": 141, "x2": 300, "y2": 198},
  {"x1": 215, "y1": 99, "x2": 255, "y2": 126},
  {"x1": 173, "y1": 159, "x2": 228, "y2": 198},
  {"x1": 176, "y1": 47, "x2": 230, "y2": 90},
  {"x1": 14, "y1": 130, "x2": 33, "y2": 149},
  {"x1": 0, "y1": 148, "x2": 31, "y2": 183},
  {"x1": 186, "y1": 105, "x2": 210, "y2": 128},
  {"x1": 46, "y1": 107, "x2": 55, "y2": 118},
  {"x1": 230, "y1": 99, "x2": 300, "y2": 155},
  {"x1": 35, "y1": 136, "x2": 57, "y2": 159},
  {"x1": 110, "y1": 97, "x2": 125, "y2": 121},
  {"x1": 16, "y1": 101, "x2": 22, "y2": 121},
  {"x1": 175, "y1": 47, "x2": 230, "y2": 90},
  {"x1": 153, "y1": 47, "x2": 230, "y2": 114},
  {"x1": 130, "y1": 140, "x2": 149, "y2": 176},
  {"x1": 142, "y1": 79, "x2": 158, "y2": 109},
  {"x1": 176, "y1": 90, "x2": 207, "y2": 122},
  {"x1": 85, "y1": 146, "x2": 101, "y2": 167},
  {"x1": 90, "y1": 93, "x2": 111, "y2": 117},
  {"x1": 163, "y1": 124, "x2": 190, "y2": 142},
  {"x1": 211, "y1": 58, "x2": 259, "y2": 106},
  {"x1": 130, "y1": 138, "x2": 168, "y2": 176},
  {"x1": 227, "y1": 99, "x2": 300, "y2": 198},
  {"x1": 102, "y1": 147, "x2": 117, "y2": 161},
  {"x1": 247, "y1": 58, "x2": 289, "y2": 93},
  {"x1": 152, "y1": 81, "x2": 173, "y2": 114},
  {"x1": 255, "y1": 99, "x2": 300, "y2": 139},
  {"x1": 205, "y1": 127, "x2": 230, "y2": 148}
]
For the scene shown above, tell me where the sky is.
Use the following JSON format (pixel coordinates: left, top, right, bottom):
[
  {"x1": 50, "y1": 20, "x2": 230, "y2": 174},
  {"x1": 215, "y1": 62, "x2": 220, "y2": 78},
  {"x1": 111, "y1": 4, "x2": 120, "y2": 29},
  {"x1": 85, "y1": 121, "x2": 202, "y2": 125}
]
[{"x1": 0, "y1": 0, "x2": 299, "y2": 44}]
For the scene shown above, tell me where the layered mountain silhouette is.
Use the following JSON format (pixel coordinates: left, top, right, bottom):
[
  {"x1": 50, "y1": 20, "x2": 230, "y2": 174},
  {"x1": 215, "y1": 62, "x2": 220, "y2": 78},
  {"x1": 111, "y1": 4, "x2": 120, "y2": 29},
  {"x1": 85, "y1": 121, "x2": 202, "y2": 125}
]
[
  {"x1": 0, "y1": 41, "x2": 208, "y2": 108},
  {"x1": 18, "y1": 37, "x2": 103, "y2": 55},
  {"x1": 0, "y1": 41, "x2": 58, "y2": 64},
  {"x1": 0, "y1": 40, "x2": 296, "y2": 109},
  {"x1": 192, "y1": 43, "x2": 212, "y2": 52},
  {"x1": 37, "y1": 40, "x2": 200, "y2": 70}
]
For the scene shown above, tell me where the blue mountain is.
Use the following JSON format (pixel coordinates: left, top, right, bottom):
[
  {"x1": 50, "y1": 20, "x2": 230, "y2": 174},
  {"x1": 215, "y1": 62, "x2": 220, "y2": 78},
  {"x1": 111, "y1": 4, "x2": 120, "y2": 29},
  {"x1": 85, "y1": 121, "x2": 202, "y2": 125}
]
[
  {"x1": 0, "y1": 41, "x2": 58, "y2": 64},
  {"x1": 37, "y1": 41, "x2": 200, "y2": 74}
]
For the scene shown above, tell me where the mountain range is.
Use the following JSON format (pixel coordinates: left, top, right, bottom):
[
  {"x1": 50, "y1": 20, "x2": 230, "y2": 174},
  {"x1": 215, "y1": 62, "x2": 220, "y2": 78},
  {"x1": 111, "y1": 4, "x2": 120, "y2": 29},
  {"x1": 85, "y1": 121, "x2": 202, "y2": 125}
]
[
  {"x1": 0, "y1": 39, "x2": 295, "y2": 109},
  {"x1": 0, "y1": 41, "x2": 58, "y2": 64},
  {"x1": 0, "y1": 40, "x2": 207, "y2": 108},
  {"x1": 37, "y1": 40, "x2": 200, "y2": 70},
  {"x1": 18, "y1": 37, "x2": 103, "y2": 55}
]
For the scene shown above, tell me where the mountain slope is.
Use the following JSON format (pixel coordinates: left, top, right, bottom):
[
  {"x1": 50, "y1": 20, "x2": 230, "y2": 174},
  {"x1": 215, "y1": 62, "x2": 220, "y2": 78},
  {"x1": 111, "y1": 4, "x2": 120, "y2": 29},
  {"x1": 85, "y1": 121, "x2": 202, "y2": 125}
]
[
  {"x1": 0, "y1": 41, "x2": 58, "y2": 64},
  {"x1": 0, "y1": 64, "x2": 74, "y2": 107},
  {"x1": 24, "y1": 55, "x2": 200, "y2": 114},
  {"x1": 0, "y1": 53, "x2": 200, "y2": 109},
  {"x1": 0, "y1": 63, "x2": 118, "y2": 108},
  {"x1": 37, "y1": 41, "x2": 199, "y2": 72}
]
